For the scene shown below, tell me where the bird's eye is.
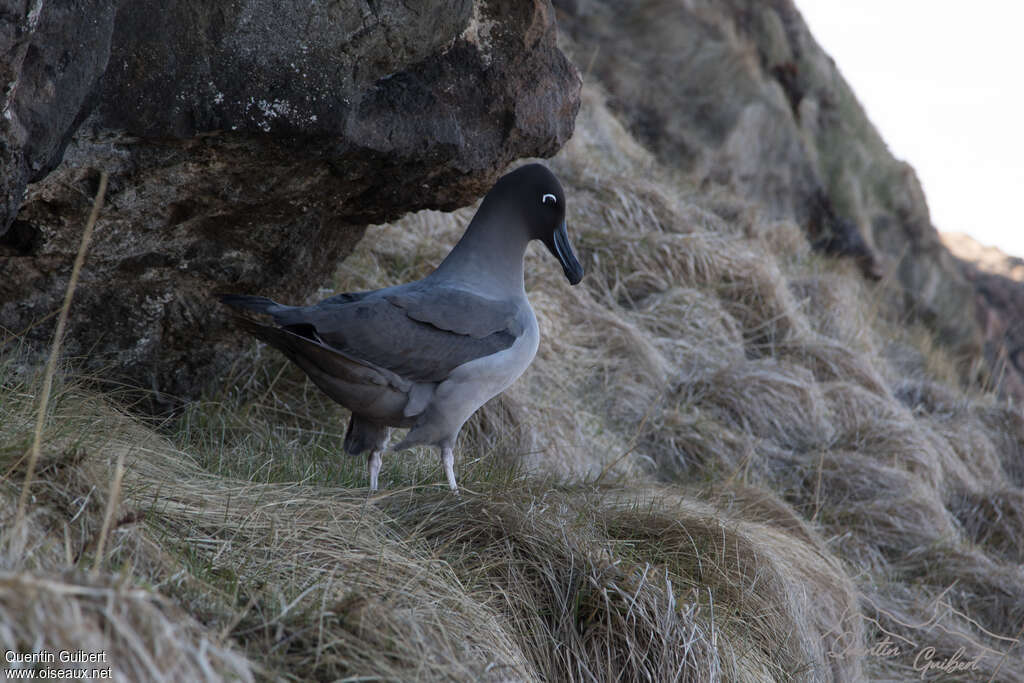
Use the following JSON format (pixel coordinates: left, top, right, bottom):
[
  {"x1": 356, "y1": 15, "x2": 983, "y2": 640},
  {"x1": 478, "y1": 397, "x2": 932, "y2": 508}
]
[{"x1": 542, "y1": 193, "x2": 557, "y2": 205}]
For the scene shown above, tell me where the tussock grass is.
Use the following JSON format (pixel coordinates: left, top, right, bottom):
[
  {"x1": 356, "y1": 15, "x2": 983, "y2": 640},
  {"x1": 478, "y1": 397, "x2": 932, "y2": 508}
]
[
  {"x1": 3, "y1": 81, "x2": 1023, "y2": 680},
  {"x1": 0, "y1": 571, "x2": 252, "y2": 682},
  {"x1": 2, "y1": 381, "x2": 861, "y2": 681}
]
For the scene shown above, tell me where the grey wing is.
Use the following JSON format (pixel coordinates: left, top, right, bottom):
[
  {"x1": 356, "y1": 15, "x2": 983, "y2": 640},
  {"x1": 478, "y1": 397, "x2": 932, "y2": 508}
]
[
  {"x1": 270, "y1": 288, "x2": 522, "y2": 383},
  {"x1": 384, "y1": 288, "x2": 524, "y2": 338}
]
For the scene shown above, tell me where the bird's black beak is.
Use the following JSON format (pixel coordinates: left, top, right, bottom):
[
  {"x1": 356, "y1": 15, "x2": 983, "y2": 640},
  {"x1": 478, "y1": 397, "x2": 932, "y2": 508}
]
[{"x1": 544, "y1": 221, "x2": 584, "y2": 285}]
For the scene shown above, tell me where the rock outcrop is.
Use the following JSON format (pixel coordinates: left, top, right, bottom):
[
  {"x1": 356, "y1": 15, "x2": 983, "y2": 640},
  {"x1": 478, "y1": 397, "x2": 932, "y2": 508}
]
[
  {"x1": 554, "y1": 0, "x2": 991, "y2": 385},
  {"x1": 0, "y1": 0, "x2": 580, "y2": 406},
  {"x1": 1, "y1": 0, "x2": 121, "y2": 238},
  {"x1": 3, "y1": 0, "x2": 1017, "y2": 404}
]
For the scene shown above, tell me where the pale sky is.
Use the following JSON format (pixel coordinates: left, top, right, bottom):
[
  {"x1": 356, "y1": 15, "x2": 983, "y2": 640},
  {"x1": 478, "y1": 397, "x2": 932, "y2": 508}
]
[{"x1": 796, "y1": 1, "x2": 1024, "y2": 258}]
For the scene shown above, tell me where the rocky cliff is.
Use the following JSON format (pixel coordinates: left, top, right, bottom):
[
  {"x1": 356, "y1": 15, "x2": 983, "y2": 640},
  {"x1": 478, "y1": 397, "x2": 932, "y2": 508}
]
[
  {"x1": 2, "y1": 0, "x2": 1021, "y2": 404},
  {"x1": 0, "y1": 0, "x2": 579, "y2": 405}
]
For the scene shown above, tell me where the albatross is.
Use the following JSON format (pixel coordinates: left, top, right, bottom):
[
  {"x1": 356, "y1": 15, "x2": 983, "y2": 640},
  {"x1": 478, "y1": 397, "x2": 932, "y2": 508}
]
[{"x1": 220, "y1": 163, "x2": 583, "y2": 491}]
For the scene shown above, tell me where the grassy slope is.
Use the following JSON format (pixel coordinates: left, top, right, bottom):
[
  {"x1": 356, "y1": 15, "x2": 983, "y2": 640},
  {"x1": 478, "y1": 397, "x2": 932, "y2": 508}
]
[{"x1": 2, "y1": 85, "x2": 1023, "y2": 681}]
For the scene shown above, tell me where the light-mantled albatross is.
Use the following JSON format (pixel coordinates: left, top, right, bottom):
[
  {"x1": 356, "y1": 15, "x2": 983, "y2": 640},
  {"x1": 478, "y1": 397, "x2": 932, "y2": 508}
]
[{"x1": 220, "y1": 163, "x2": 583, "y2": 491}]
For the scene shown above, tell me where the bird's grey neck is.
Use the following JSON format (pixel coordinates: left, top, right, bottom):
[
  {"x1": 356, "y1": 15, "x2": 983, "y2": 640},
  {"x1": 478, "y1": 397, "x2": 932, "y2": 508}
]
[{"x1": 431, "y1": 209, "x2": 530, "y2": 297}]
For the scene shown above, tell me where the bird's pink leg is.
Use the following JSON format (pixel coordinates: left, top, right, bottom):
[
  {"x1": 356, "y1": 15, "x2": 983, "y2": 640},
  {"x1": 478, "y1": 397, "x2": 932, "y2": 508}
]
[
  {"x1": 368, "y1": 449, "x2": 382, "y2": 491},
  {"x1": 442, "y1": 447, "x2": 458, "y2": 492}
]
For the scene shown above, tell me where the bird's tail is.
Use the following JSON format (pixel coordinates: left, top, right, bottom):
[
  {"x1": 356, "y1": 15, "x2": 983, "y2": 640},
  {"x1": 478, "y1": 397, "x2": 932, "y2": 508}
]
[
  {"x1": 228, "y1": 315, "x2": 292, "y2": 351},
  {"x1": 218, "y1": 294, "x2": 280, "y2": 315},
  {"x1": 228, "y1": 316, "x2": 330, "y2": 373}
]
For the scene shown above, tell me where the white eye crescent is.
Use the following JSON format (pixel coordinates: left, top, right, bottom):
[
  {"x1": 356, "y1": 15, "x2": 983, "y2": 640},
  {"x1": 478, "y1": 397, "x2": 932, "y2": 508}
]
[{"x1": 542, "y1": 193, "x2": 557, "y2": 205}]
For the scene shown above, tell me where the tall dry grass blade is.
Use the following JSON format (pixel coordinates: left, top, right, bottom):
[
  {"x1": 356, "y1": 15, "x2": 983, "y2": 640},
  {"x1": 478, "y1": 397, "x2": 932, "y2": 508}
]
[
  {"x1": 13, "y1": 171, "x2": 108, "y2": 534},
  {"x1": 91, "y1": 449, "x2": 126, "y2": 576}
]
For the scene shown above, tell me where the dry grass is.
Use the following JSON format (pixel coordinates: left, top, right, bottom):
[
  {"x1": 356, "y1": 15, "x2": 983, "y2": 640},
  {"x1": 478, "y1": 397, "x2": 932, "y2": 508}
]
[
  {"x1": 0, "y1": 380, "x2": 859, "y2": 681},
  {"x1": 2, "y1": 82, "x2": 1023, "y2": 681},
  {"x1": 0, "y1": 570, "x2": 252, "y2": 682}
]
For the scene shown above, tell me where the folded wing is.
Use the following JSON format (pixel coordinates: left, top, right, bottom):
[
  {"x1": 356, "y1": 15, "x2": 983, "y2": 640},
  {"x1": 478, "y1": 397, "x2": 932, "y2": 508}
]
[{"x1": 237, "y1": 285, "x2": 523, "y2": 384}]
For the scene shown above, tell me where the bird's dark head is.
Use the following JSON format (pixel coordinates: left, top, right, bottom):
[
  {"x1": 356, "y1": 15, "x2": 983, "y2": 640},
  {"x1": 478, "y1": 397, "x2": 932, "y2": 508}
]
[{"x1": 487, "y1": 163, "x2": 584, "y2": 285}]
